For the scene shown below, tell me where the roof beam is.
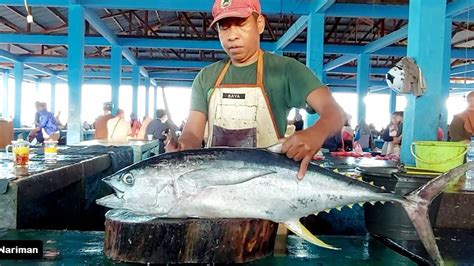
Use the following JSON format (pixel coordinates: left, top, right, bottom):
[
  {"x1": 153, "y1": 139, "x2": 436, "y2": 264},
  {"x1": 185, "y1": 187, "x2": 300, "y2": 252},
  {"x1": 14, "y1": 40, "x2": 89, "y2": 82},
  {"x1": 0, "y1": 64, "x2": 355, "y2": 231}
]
[
  {"x1": 311, "y1": 0, "x2": 335, "y2": 13},
  {"x1": 330, "y1": 66, "x2": 389, "y2": 75},
  {"x1": 273, "y1": 15, "x2": 308, "y2": 51},
  {"x1": 326, "y1": 3, "x2": 407, "y2": 19},
  {"x1": 451, "y1": 63, "x2": 474, "y2": 75},
  {"x1": 324, "y1": 25, "x2": 408, "y2": 71},
  {"x1": 0, "y1": 49, "x2": 66, "y2": 80},
  {"x1": 3, "y1": 33, "x2": 474, "y2": 57},
  {"x1": 446, "y1": 0, "x2": 474, "y2": 17},
  {"x1": 83, "y1": 8, "x2": 149, "y2": 78},
  {"x1": 362, "y1": 25, "x2": 408, "y2": 54},
  {"x1": 2, "y1": 44, "x2": 474, "y2": 61},
  {"x1": 83, "y1": 9, "x2": 119, "y2": 45},
  {"x1": 324, "y1": 55, "x2": 358, "y2": 71},
  {"x1": 0, "y1": 49, "x2": 20, "y2": 62}
]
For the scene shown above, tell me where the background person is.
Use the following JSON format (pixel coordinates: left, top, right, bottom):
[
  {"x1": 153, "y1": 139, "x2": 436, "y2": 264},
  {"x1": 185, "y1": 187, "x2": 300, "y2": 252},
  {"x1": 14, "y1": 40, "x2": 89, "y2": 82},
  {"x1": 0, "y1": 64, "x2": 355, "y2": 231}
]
[{"x1": 449, "y1": 91, "x2": 474, "y2": 142}]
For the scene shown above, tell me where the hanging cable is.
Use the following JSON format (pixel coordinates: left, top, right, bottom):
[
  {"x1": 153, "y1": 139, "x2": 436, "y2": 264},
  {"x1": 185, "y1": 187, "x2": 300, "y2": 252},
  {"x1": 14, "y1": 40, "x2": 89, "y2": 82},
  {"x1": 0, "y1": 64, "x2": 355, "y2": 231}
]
[{"x1": 24, "y1": 0, "x2": 33, "y2": 23}]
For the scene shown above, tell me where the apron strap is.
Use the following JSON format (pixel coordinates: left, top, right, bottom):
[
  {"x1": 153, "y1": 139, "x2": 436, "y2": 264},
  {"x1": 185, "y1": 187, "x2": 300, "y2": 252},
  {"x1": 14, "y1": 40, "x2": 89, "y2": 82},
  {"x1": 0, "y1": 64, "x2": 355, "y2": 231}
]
[
  {"x1": 214, "y1": 60, "x2": 231, "y2": 87},
  {"x1": 256, "y1": 50, "x2": 264, "y2": 87}
]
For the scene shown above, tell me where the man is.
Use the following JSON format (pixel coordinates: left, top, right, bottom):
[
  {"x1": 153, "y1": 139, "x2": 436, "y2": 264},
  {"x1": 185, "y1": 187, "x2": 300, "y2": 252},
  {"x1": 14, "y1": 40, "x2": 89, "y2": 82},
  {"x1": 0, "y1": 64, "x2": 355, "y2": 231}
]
[
  {"x1": 107, "y1": 109, "x2": 131, "y2": 142},
  {"x1": 146, "y1": 109, "x2": 170, "y2": 154},
  {"x1": 28, "y1": 102, "x2": 60, "y2": 143},
  {"x1": 450, "y1": 91, "x2": 474, "y2": 142},
  {"x1": 94, "y1": 102, "x2": 114, "y2": 139},
  {"x1": 168, "y1": 0, "x2": 344, "y2": 179}
]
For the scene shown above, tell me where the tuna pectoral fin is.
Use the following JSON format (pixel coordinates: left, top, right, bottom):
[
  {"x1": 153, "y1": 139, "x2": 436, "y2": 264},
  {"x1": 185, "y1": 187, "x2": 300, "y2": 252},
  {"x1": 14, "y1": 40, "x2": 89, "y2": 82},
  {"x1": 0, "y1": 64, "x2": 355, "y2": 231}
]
[
  {"x1": 180, "y1": 167, "x2": 276, "y2": 187},
  {"x1": 401, "y1": 162, "x2": 474, "y2": 265},
  {"x1": 283, "y1": 220, "x2": 340, "y2": 250}
]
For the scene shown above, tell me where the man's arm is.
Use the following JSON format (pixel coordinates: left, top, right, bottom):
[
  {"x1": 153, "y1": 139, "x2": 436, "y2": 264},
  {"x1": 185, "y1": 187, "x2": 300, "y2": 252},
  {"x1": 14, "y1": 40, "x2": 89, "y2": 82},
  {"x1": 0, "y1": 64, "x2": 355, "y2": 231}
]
[
  {"x1": 281, "y1": 87, "x2": 344, "y2": 179},
  {"x1": 167, "y1": 110, "x2": 207, "y2": 151}
]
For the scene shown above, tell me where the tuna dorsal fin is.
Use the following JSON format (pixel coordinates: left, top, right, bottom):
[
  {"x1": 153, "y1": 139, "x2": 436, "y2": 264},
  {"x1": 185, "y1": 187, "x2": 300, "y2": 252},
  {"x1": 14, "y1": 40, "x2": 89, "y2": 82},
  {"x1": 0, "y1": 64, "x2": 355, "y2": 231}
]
[
  {"x1": 179, "y1": 167, "x2": 276, "y2": 187},
  {"x1": 283, "y1": 220, "x2": 340, "y2": 250}
]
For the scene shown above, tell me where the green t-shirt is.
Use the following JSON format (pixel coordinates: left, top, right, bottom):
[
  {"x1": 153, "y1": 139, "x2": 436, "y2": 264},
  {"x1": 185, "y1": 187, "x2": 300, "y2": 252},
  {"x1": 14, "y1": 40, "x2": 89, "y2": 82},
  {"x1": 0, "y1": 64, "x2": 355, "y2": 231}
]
[{"x1": 190, "y1": 52, "x2": 324, "y2": 136}]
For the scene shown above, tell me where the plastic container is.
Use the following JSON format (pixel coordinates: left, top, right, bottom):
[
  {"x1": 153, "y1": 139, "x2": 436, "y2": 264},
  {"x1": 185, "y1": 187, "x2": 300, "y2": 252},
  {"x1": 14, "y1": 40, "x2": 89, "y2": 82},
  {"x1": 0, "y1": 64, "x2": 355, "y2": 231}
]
[
  {"x1": 361, "y1": 170, "x2": 441, "y2": 241},
  {"x1": 410, "y1": 141, "x2": 467, "y2": 172}
]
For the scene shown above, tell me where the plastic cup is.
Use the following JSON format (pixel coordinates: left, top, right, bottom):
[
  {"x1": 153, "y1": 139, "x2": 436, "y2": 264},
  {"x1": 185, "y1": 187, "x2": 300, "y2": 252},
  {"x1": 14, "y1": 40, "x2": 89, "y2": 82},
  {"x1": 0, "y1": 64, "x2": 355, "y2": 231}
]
[{"x1": 44, "y1": 140, "x2": 58, "y2": 164}]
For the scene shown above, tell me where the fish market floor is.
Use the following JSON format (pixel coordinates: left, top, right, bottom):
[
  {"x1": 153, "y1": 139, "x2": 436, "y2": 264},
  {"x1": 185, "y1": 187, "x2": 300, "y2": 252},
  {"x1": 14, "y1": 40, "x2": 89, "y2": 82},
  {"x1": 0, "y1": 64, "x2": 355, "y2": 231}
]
[
  {"x1": 0, "y1": 229, "x2": 420, "y2": 265},
  {"x1": 1, "y1": 228, "x2": 473, "y2": 265}
]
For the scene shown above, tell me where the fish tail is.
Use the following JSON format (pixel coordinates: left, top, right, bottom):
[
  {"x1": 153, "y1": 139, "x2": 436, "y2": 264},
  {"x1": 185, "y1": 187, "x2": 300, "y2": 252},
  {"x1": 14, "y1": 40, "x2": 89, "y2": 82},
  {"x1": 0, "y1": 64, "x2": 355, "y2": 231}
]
[{"x1": 401, "y1": 162, "x2": 474, "y2": 265}]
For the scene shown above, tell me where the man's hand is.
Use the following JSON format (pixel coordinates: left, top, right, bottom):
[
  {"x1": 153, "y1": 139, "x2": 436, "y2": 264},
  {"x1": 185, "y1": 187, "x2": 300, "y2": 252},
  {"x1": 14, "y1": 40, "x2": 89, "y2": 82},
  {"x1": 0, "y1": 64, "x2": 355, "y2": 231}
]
[
  {"x1": 281, "y1": 127, "x2": 326, "y2": 180},
  {"x1": 288, "y1": 87, "x2": 344, "y2": 180},
  {"x1": 165, "y1": 110, "x2": 206, "y2": 153},
  {"x1": 164, "y1": 138, "x2": 180, "y2": 152},
  {"x1": 165, "y1": 136, "x2": 200, "y2": 153}
]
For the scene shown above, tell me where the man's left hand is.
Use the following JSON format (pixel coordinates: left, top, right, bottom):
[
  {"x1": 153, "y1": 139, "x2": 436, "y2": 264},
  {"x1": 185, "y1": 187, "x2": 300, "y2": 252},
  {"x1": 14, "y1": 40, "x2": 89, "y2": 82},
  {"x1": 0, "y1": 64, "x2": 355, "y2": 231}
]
[{"x1": 281, "y1": 128, "x2": 325, "y2": 180}]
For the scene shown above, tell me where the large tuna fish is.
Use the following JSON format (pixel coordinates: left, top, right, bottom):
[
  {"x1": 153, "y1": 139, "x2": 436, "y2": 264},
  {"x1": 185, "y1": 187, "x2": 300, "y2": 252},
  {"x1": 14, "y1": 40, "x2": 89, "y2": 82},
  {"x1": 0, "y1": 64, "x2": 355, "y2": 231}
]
[{"x1": 97, "y1": 147, "x2": 472, "y2": 265}]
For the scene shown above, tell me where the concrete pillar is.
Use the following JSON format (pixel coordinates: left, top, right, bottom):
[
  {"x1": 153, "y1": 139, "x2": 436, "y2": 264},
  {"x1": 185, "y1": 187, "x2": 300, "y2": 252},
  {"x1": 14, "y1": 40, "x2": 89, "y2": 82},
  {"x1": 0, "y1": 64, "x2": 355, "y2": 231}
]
[
  {"x1": 144, "y1": 77, "x2": 150, "y2": 117},
  {"x1": 400, "y1": 0, "x2": 449, "y2": 165},
  {"x1": 132, "y1": 66, "x2": 140, "y2": 117},
  {"x1": 13, "y1": 62, "x2": 23, "y2": 128},
  {"x1": 67, "y1": 4, "x2": 85, "y2": 144},
  {"x1": 153, "y1": 85, "x2": 157, "y2": 117},
  {"x1": 389, "y1": 90, "x2": 397, "y2": 115},
  {"x1": 111, "y1": 45, "x2": 122, "y2": 115},
  {"x1": 305, "y1": 12, "x2": 325, "y2": 127},
  {"x1": 2, "y1": 70, "x2": 9, "y2": 119},
  {"x1": 356, "y1": 53, "x2": 369, "y2": 124},
  {"x1": 50, "y1": 75, "x2": 57, "y2": 115}
]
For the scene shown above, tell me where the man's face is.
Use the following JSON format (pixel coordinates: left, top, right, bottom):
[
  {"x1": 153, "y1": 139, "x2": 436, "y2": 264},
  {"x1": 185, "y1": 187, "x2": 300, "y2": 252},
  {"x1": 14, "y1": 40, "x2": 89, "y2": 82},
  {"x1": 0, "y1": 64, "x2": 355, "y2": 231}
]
[{"x1": 217, "y1": 15, "x2": 265, "y2": 64}]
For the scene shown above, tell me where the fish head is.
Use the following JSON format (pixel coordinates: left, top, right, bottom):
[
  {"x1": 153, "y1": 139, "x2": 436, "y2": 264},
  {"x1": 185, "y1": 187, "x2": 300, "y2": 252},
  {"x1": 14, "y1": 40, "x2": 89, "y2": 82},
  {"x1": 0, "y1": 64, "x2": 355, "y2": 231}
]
[
  {"x1": 100, "y1": 165, "x2": 179, "y2": 215},
  {"x1": 102, "y1": 170, "x2": 137, "y2": 199}
]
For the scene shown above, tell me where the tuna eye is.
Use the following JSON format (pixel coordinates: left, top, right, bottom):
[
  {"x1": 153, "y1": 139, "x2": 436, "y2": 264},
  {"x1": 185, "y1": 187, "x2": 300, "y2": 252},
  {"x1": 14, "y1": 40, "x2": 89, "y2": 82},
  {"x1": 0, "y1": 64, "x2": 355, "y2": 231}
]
[{"x1": 122, "y1": 173, "x2": 135, "y2": 186}]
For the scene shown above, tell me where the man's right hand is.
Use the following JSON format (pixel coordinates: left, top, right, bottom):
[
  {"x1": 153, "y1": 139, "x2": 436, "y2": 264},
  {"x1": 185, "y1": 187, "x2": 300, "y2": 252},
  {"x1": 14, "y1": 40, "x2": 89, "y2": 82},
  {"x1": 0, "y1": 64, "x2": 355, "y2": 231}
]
[{"x1": 165, "y1": 110, "x2": 207, "y2": 152}]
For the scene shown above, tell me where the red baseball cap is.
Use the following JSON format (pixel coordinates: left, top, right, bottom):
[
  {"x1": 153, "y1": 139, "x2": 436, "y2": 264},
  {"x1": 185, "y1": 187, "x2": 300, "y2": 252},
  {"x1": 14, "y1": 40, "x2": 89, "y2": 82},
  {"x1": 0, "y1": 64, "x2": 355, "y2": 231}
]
[{"x1": 210, "y1": 0, "x2": 261, "y2": 28}]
